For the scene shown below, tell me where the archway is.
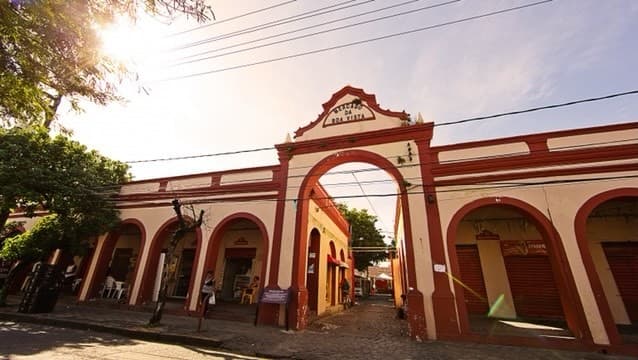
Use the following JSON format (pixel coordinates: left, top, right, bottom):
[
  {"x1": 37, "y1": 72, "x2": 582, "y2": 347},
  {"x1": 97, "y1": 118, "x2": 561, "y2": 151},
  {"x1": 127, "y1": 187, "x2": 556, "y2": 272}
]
[
  {"x1": 575, "y1": 188, "x2": 638, "y2": 345},
  {"x1": 203, "y1": 213, "x2": 269, "y2": 305},
  {"x1": 447, "y1": 197, "x2": 592, "y2": 343},
  {"x1": 137, "y1": 217, "x2": 201, "y2": 308},
  {"x1": 290, "y1": 149, "x2": 424, "y2": 333},
  {"x1": 88, "y1": 220, "x2": 145, "y2": 302}
]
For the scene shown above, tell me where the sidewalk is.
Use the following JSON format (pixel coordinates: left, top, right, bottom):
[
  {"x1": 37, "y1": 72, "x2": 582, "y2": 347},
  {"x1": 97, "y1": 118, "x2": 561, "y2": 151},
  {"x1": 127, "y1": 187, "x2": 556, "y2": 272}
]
[{"x1": 1, "y1": 295, "x2": 636, "y2": 360}]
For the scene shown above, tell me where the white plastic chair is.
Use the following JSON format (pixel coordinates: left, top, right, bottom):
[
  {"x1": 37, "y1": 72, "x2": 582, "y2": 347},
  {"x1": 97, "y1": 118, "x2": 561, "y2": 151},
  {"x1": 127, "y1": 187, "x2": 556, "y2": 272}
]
[
  {"x1": 113, "y1": 281, "x2": 128, "y2": 300},
  {"x1": 101, "y1": 276, "x2": 116, "y2": 298}
]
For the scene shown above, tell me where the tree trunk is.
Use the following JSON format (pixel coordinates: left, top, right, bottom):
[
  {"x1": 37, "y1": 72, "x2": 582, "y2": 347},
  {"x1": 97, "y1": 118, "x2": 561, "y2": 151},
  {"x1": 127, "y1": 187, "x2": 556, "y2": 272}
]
[
  {"x1": 0, "y1": 209, "x2": 10, "y2": 232},
  {"x1": 148, "y1": 242, "x2": 177, "y2": 326},
  {"x1": 43, "y1": 94, "x2": 62, "y2": 129},
  {"x1": 0, "y1": 261, "x2": 27, "y2": 306},
  {"x1": 147, "y1": 200, "x2": 203, "y2": 326}
]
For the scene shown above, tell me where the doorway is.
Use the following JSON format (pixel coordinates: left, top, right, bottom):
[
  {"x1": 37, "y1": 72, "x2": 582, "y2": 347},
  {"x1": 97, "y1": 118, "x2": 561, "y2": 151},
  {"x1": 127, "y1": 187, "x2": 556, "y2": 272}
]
[
  {"x1": 221, "y1": 257, "x2": 252, "y2": 301},
  {"x1": 174, "y1": 248, "x2": 195, "y2": 298}
]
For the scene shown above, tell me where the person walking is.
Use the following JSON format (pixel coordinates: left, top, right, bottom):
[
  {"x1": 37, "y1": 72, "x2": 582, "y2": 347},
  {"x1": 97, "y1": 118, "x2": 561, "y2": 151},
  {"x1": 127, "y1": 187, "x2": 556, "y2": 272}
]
[{"x1": 341, "y1": 277, "x2": 351, "y2": 309}]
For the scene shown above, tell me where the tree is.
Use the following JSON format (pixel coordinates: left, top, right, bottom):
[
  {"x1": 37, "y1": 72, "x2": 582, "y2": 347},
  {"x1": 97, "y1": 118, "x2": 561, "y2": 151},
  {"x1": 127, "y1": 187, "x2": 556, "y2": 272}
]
[
  {"x1": 1, "y1": 0, "x2": 213, "y2": 128},
  {"x1": 0, "y1": 126, "x2": 130, "y2": 305},
  {"x1": 337, "y1": 204, "x2": 388, "y2": 271},
  {"x1": 148, "y1": 199, "x2": 204, "y2": 326}
]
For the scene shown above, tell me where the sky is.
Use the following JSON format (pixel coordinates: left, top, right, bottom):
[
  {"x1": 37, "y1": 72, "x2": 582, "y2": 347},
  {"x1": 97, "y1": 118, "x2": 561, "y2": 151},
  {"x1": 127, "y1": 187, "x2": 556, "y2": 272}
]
[{"x1": 57, "y1": 0, "x2": 638, "y2": 242}]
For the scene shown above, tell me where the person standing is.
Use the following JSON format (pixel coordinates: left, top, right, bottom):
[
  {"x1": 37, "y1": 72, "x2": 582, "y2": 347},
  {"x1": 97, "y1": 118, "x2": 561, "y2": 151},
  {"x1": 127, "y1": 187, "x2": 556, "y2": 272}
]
[
  {"x1": 341, "y1": 277, "x2": 351, "y2": 308},
  {"x1": 200, "y1": 270, "x2": 215, "y2": 312}
]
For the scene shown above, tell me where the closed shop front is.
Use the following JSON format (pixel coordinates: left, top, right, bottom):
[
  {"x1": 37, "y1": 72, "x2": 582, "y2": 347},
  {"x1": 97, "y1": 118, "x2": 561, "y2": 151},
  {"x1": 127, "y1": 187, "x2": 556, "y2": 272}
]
[
  {"x1": 502, "y1": 240, "x2": 563, "y2": 320},
  {"x1": 602, "y1": 242, "x2": 638, "y2": 322},
  {"x1": 456, "y1": 245, "x2": 489, "y2": 314}
]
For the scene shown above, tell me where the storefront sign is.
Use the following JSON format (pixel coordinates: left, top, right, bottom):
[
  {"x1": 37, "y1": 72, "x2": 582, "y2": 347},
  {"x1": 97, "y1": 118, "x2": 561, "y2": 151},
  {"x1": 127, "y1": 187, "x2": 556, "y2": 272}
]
[
  {"x1": 234, "y1": 237, "x2": 248, "y2": 246},
  {"x1": 323, "y1": 99, "x2": 375, "y2": 126},
  {"x1": 501, "y1": 240, "x2": 547, "y2": 256},
  {"x1": 260, "y1": 288, "x2": 290, "y2": 304}
]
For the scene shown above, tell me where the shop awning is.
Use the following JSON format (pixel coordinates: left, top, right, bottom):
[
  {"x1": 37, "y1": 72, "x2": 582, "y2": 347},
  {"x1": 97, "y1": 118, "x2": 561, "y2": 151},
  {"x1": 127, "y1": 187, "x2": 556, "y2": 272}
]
[{"x1": 376, "y1": 273, "x2": 393, "y2": 280}]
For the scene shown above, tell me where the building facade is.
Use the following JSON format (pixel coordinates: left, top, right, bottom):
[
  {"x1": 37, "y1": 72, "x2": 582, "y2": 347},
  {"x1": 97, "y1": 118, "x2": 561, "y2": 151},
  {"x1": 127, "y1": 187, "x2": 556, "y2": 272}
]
[{"x1": 8, "y1": 86, "x2": 637, "y2": 352}]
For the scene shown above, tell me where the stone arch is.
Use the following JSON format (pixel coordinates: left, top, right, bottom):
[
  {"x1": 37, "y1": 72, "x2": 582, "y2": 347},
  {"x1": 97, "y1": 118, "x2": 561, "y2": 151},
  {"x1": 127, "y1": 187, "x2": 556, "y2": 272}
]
[
  {"x1": 87, "y1": 219, "x2": 145, "y2": 301},
  {"x1": 202, "y1": 212, "x2": 270, "y2": 301},
  {"x1": 137, "y1": 216, "x2": 202, "y2": 306},
  {"x1": 290, "y1": 149, "x2": 424, "y2": 331},
  {"x1": 574, "y1": 188, "x2": 638, "y2": 345},
  {"x1": 446, "y1": 196, "x2": 592, "y2": 342}
]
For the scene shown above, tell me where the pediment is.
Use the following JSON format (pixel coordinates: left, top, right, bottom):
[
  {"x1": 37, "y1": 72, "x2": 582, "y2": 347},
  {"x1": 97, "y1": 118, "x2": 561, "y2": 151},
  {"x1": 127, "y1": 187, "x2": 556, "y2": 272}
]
[{"x1": 294, "y1": 86, "x2": 409, "y2": 142}]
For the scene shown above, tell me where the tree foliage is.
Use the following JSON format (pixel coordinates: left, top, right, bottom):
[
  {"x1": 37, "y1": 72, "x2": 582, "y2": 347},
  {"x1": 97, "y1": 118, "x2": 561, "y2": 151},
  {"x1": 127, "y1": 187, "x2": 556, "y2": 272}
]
[
  {"x1": 337, "y1": 203, "x2": 388, "y2": 271},
  {"x1": 0, "y1": 126, "x2": 130, "y2": 253},
  {"x1": 0, "y1": 0, "x2": 213, "y2": 128}
]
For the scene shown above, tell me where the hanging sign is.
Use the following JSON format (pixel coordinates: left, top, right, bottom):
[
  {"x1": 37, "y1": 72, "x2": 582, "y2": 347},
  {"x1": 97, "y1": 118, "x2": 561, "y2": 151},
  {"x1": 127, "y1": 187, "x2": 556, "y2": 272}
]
[{"x1": 501, "y1": 240, "x2": 548, "y2": 256}]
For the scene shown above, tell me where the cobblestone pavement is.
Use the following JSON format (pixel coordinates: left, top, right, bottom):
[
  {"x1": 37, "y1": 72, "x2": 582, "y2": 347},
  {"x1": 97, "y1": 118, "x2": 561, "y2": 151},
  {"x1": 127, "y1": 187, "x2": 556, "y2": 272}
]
[{"x1": 0, "y1": 295, "x2": 635, "y2": 359}]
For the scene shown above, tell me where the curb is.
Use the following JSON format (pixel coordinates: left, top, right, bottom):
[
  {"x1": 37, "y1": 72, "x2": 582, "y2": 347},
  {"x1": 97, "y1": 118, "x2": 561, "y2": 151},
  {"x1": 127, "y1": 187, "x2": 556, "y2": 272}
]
[
  {"x1": 0, "y1": 311, "x2": 296, "y2": 359},
  {"x1": 0, "y1": 312, "x2": 222, "y2": 349}
]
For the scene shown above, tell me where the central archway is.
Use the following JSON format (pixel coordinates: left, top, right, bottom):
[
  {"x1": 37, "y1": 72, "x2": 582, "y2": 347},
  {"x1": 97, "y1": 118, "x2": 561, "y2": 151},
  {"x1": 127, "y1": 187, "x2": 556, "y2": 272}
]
[{"x1": 289, "y1": 149, "x2": 426, "y2": 334}]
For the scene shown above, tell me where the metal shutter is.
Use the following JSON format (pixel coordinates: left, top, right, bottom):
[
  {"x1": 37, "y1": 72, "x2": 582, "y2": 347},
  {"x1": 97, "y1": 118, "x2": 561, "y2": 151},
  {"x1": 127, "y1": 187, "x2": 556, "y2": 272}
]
[
  {"x1": 456, "y1": 245, "x2": 489, "y2": 314},
  {"x1": 603, "y1": 242, "x2": 638, "y2": 322},
  {"x1": 504, "y1": 255, "x2": 564, "y2": 319}
]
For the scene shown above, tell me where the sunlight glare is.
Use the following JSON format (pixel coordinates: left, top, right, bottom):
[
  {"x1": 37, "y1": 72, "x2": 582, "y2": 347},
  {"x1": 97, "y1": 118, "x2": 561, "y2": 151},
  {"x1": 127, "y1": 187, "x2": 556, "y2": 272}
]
[{"x1": 99, "y1": 16, "x2": 157, "y2": 64}]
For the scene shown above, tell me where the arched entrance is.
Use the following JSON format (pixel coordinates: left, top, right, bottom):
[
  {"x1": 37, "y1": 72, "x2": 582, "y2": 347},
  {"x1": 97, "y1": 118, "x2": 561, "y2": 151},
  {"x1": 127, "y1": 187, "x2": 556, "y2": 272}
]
[
  {"x1": 289, "y1": 149, "x2": 425, "y2": 335},
  {"x1": 447, "y1": 197, "x2": 592, "y2": 342},
  {"x1": 137, "y1": 217, "x2": 201, "y2": 308},
  {"x1": 88, "y1": 220, "x2": 144, "y2": 302},
  {"x1": 203, "y1": 213, "x2": 269, "y2": 304},
  {"x1": 575, "y1": 188, "x2": 638, "y2": 345}
]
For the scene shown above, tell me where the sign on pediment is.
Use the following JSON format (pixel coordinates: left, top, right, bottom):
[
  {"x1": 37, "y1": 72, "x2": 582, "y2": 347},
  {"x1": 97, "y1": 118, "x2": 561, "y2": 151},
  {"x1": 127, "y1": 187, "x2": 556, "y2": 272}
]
[{"x1": 322, "y1": 99, "x2": 375, "y2": 127}]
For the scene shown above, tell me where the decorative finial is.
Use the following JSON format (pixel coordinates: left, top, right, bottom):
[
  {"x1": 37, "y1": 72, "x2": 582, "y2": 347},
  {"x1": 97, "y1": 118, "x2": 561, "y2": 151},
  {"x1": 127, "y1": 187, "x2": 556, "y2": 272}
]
[{"x1": 416, "y1": 112, "x2": 424, "y2": 124}]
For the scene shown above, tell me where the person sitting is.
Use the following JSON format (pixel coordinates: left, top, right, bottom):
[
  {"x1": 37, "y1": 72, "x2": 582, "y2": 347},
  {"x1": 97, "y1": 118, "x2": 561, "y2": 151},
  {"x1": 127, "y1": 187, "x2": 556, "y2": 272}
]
[
  {"x1": 249, "y1": 275, "x2": 260, "y2": 289},
  {"x1": 241, "y1": 276, "x2": 260, "y2": 304}
]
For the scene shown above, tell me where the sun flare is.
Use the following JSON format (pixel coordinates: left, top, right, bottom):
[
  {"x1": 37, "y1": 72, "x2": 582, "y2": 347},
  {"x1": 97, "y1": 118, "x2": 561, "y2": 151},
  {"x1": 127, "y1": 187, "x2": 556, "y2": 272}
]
[{"x1": 99, "y1": 16, "x2": 155, "y2": 63}]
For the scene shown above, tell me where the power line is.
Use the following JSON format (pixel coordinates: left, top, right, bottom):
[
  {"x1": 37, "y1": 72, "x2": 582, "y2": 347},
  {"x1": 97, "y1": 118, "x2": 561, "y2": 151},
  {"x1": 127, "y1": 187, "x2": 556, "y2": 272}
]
[
  {"x1": 351, "y1": 171, "x2": 393, "y2": 234},
  {"x1": 436, "y1": 90, "x2": 638, "y2": 127},
  {"x1": 112, "y1": 174, "x2": 638, "y2": 207},
  {"x1": 166, "y1": 0, "x2": 299, "y2": 38},
  {"x1": 169, "y1": 0, "x2": 457, "y2": 67},
  {"x1": 166, "y1": 0, "x2": 371, "y2": 52},
  {"x1": 125, "y1": 146, "x2": 275, "y2": 163},
  {"x1": 156, "y1": 0, "x2": 553, "y2": 82},
  {"x1": 122, "y1": 89, "x2": 638, "y2": 165},
  {"x1": 84, "y1": 136, "x2": 638, "y2": 196}
]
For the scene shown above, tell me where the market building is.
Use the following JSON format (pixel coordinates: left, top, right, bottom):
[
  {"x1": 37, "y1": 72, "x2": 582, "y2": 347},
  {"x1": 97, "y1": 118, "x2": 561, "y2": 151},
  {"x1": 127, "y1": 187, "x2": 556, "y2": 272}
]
[{"x1": 7, "y1": 86, "x2": 637, "y2": 352}]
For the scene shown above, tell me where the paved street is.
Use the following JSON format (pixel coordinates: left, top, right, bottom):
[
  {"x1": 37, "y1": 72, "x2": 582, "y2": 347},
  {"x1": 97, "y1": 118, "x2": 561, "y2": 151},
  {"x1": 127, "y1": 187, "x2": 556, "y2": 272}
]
[
  {"x1": 0, "y1": 321, "x2": 263, "y2": 360},
  {"x1": 0, "y1": 295, "x2": 635, "y2": 359}
]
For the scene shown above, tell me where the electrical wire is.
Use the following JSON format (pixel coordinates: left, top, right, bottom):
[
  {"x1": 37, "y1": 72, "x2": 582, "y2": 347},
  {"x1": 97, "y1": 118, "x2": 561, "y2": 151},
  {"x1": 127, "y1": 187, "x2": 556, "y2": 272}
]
[
  {"x1": 166, "y1": 0, "x2": 299, "y2": 38},
  {"x1": 84, "y1": 136, "x2": 638, "y2": 195},
  {"x1": 169, "y1": 0, "x2": 460, "y2": 67},
  {"x1": 121, "y1": 87, "x2": 638, "y2": 165},
  {"x1": 166, "y1": 0, "x2": 370, "y2": 52},
  {"x1": 112, "y1": 174, "x2": 638, "y2": 207},
  {"x1": 157, "y1": 0, "x2": 552, "y2": 82},
  {"x1": 171, "y1": 0, "x2": 427, "y2": 63}
]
